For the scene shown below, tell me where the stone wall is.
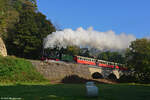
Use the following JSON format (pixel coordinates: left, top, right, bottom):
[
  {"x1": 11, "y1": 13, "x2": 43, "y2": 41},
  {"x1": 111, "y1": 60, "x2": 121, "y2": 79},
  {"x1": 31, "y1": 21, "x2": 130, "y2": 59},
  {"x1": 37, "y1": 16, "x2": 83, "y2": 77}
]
[
  {"x1": 0, "y1": 37, "x2": 7, "y2": 56},
  {"x1": 31, "y1": 60, "x2": 92, "y2": 81}
]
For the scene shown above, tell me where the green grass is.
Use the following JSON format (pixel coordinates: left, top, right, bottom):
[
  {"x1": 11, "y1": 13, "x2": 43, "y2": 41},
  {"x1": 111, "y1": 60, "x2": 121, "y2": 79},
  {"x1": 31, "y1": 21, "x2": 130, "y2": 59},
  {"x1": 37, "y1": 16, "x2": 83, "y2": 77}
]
[
  {"x1": 0, "y1": 83, "x2": 150, "y2": 100},
  {"x1": 0, "y1": 56, "x2": 47, "y2": 83}
]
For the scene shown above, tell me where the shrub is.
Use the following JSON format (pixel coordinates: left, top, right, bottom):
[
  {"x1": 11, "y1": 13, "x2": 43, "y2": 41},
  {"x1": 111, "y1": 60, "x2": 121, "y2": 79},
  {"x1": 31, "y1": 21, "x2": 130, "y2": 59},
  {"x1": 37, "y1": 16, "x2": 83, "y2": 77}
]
[{"x1": 118, "y1": 75, "x2": 138, "y2": 83}]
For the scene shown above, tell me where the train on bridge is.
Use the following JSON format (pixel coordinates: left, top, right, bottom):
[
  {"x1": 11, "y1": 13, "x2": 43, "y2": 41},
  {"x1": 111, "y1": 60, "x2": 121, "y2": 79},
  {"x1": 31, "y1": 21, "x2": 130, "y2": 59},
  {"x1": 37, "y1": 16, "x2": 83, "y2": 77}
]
[
  {"x1": 41, "y1": 54, "x2": 127, "y2": 71},
  {"x1": 74, "y1": 56, "x2": 127, "y2": 70}
]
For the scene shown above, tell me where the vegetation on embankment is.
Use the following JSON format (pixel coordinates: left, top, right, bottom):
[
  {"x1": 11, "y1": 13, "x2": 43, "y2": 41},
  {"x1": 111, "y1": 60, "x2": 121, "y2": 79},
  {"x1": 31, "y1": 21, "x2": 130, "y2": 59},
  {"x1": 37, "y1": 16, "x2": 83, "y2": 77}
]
[
  {"x1": 0, "y1": 83, "x2": 150, "y2": 100},
  {"x1": 0, "y1": 56, "x2": 47, "y2": 83}
]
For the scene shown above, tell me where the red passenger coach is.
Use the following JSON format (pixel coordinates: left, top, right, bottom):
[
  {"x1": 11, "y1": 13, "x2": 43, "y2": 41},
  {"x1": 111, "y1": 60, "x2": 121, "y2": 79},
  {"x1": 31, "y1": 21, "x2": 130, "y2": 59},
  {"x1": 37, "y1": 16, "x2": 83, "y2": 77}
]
[
  {"x1": 75, "y1": 56, "x2": 96, "y2": 65},
  {"x1": 98, "y1": 60, "x2": 109, "y2": 68},
  {"x1": 74, "y1": 56, "x2": 127, "y2": 71}
]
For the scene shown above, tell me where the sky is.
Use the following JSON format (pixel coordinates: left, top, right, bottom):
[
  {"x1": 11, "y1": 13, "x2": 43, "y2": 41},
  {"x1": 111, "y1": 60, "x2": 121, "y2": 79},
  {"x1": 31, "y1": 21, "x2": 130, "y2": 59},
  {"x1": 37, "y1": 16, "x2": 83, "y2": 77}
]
[{"x1": 37, "y1": 0, "x2": 150, "y2": 38}]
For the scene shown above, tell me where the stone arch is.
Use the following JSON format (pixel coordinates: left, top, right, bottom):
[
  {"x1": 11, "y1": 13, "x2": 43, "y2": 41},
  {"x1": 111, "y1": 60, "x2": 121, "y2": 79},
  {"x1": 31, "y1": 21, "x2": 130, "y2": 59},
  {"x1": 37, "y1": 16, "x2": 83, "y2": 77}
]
[
  {"x1": 108, "y1": 73, "x2": 117, "y2": 80},
  {"x1": 92, "y1": 72, "x2": 103, "y2": 79},
  {"x1": 88, "y1": 67, "x2": 102, "y2": 75},
  {"x1": 112, "y1": 70, "x2": 120, "y2": 79}
]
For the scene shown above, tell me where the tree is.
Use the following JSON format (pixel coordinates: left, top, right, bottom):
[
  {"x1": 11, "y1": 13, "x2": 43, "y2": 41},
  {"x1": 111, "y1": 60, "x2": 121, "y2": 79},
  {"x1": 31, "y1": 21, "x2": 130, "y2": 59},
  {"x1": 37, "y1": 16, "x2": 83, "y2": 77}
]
[
  {"x1": 0, "y1": 0, "x2": 37, "y2": 35},
  {"x1": 66, "y1": 46, "x2": 80, "y2": 56},
  {"x1": 79, "y1": 48, "x2": 90, "y2": 57},
  {"x1": 97, "y1": 51, "x2": 126, "y2": 64},
  {"x1": 5, "y1": 10, "x2": 56, "y2": 59},
  {"x1": 126, "y1": 38, "x2": 150, "y2": 83},
  {"x1": 0, "y1": 0, "x2": 19, "y2": 35}
]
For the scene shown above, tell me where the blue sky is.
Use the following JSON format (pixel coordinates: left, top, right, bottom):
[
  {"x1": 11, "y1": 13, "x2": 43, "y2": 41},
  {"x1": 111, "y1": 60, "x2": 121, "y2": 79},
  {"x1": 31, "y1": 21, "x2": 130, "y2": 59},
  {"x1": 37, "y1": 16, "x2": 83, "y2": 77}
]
[{"x1": 37, "y1": 0, "x2": 150, "y2": 38}]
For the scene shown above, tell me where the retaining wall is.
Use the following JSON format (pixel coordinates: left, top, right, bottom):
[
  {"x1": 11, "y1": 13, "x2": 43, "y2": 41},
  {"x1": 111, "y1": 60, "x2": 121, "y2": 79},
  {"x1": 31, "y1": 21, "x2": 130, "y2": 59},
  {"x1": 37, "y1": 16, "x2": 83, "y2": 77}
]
[{"x1": 31, "y1": 61, "x2": 92, "y2": 81}]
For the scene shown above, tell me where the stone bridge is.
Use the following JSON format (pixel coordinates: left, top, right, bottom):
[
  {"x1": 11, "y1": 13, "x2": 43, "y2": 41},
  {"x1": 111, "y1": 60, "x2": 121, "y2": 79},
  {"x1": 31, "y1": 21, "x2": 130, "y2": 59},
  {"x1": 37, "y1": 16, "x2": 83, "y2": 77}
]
[
  {"x1": 31, "y1": 60, "x2": 127, "y2": 81},
  {"x1": 88, "y1": 66, "x2": 124, "y2": 80}
]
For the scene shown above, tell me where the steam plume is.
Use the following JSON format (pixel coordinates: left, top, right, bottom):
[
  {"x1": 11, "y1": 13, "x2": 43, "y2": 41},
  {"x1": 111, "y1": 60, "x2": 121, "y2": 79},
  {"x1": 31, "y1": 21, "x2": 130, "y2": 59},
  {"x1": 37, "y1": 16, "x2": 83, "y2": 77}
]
[{"x1": 44, "y1": 27, "x2": 136, "y2": 51}]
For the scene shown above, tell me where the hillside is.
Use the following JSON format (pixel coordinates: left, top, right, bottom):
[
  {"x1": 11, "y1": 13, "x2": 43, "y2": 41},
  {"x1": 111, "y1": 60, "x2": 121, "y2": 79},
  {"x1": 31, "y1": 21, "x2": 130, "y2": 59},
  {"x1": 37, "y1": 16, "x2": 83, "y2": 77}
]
[{"x1": 0, "y1": 56, "x2": 47, "y2": 83}]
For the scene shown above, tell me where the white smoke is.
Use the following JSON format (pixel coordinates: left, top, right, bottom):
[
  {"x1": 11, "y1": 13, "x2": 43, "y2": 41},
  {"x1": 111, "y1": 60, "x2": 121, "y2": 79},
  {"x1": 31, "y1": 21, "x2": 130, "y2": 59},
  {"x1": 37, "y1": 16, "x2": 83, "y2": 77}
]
[{"x1": 43, "y1": 27, "x2": 136, "y2": 51}]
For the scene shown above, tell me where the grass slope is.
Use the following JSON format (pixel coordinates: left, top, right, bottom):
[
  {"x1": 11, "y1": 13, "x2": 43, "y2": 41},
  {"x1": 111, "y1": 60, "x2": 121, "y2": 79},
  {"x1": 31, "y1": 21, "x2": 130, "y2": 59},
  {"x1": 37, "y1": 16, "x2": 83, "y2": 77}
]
[
  {"x1": 0, "y1": 56, "x2": 47, "y2": 83},
  {"x1": 0, "y1": 83, "x2": 150, "y2": 100}
]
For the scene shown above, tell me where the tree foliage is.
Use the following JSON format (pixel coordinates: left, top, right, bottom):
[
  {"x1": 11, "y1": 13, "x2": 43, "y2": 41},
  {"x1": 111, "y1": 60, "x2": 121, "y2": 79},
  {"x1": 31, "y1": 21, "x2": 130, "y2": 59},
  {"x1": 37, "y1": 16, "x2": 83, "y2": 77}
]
[
  {"x1": 126, "y1": 38, "x2": 150, "y2": 83},
  {"x1": 0, "y1": 0, "x2": 37, "y2": 35},
  {"x1": 0, "y1": 0, "x2": 19, "y2": 35},
  {"x1": 5, "y1": 10, "x2": 56, "y2": 59},
  {"x1": 79, "y1": 48, "x2": 90, "y2": 57},
  {"x1": 1, "y1": 0, "x2": 56, "y2": 59},
  {"x1": 66, "y1": 46, "x2": 80, "y2": 56},
  {"x1": 97, "y1": 51, "x2": 126, "y2": 64}
]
